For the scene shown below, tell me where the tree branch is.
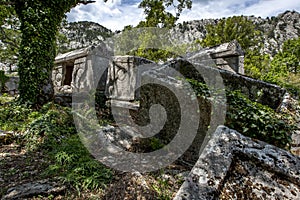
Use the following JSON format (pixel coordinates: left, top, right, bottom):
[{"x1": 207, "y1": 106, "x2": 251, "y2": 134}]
[{"x1": 78, "y1": 0, "x2": 96, "y2": 5}]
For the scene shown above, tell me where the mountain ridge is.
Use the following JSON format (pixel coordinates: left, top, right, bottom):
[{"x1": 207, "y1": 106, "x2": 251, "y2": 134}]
[{"x1": 57, "y1": 10, "x2": 299, "y2": 56}]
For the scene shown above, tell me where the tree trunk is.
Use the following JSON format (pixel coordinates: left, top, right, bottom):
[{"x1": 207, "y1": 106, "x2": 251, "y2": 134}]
[{"x1": 14, "y1": 0, "x2": 79, "y2": 107}]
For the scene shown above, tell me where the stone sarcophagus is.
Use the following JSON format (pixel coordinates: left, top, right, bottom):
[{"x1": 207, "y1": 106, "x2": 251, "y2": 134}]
[
  {"x1": 105, "y1": 56, "x2": 154, "y2": 101},
  {"x1": 208, "y1": 40, "x2": 245, "y2": 74},
  {"x1": 53, "y1": 47, "x2": 93, "y2": 94}
]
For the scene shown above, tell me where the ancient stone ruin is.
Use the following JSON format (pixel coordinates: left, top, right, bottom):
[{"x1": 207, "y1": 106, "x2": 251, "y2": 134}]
[
  {"x1": 52, "y1": 40, "x2": 244, "y2": 98},
  {"x1": 53, "y1": 41, "x2": 291, "y2": 161},
  {"x1": 52, "y1": 39, "x2": 285, "y2": 109},
  {"x1": 53, "y1": 47, "x2": 92, "y2": 94},
  {"x1": 191, "y1": 39, "x2": 245, "y2": 74},
  {"x1": 2, "y1": 40, "x2": 299, "y2": 199},
  {"x1": 174, "y1": 126, "x2": 300, "y2": 200},
  {"x1": 105, "y1": 56, "x2": 154, "y2": 109}
]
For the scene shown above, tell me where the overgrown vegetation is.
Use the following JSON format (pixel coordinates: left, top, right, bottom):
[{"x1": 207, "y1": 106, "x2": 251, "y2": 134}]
[
  {"x1": 0, "y1": 1, "x2": 299, "y2": 198},
  {"x1": 200, "y1": 16, "x2": 262, "y2": 50},
  {"x1": 0, "y1": 70, "x2": 9, "y2": 92},
  {"x1": 119, "y1": 0, "x2": 192, "y2": 62},
  {"x1": 0, "y1": 3, "x2": 20, "y2": 68},
  {"x1": 225, "y1": 91, "x2": 296, "y2": 149},
  {"x1": 45, "y1": 134, "x2": 113, "y2": 191},
  {"x1": 244, "y1": 37, "x2": 300, "y2": 96},
  {"x1": 188, "y1": 79, "x2": 296, "y2": 149},
  {"x1": 0, "y1": 101, "x2": 113, "y2": 193}
]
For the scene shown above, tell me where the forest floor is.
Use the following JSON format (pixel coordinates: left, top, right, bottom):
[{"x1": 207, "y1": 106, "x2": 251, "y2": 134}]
[
  {"x1": 2, "y1": 133, "x2": 299, "y2": 200},
  {"x1": 0, "y1": 141, "x2": 189, "y2": 199},
  {"x1": 1, "y1": 96, "x2": 299, "y2": 199}
]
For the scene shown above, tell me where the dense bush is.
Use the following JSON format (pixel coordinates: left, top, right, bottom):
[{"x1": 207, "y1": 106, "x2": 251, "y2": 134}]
[
  {"x1": 24, "y1": 103, "x2": 76, "y2": 150},
  {"x1": 226, "y1": 91, "x2": 295, "y2": 149},
  {"x1": 0, "y1": 102, "x2": 34, "y2": 132},
  {"x1": 187, "y1": 79, "x2": 296, "y2": 149}
]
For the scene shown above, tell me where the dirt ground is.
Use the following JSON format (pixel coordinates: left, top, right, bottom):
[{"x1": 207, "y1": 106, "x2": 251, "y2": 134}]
[{"x1": 0, "y1": 142, "x2": 189, "y2": 200}]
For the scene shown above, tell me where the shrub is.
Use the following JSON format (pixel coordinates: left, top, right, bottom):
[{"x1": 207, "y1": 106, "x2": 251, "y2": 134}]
[
  {"x1": 187, "y1": 78, "x2": 296, "y2": 149},
  {"x1": 226, "y1": 91, "x2": 295, "y2": 149},
  {"x1": 24, "y1": 102, "x2": 76, "y2": 150},
  {"x1": 0, "y1": 102, "x2": 34, "y2": 132},
  {"x1": 45, "y1": 134, "x2": 113, "y2": 191}
]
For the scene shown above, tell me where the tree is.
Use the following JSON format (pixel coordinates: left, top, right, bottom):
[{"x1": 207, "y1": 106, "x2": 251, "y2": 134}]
[
  {"x1": 0, "y1": 0, "x2": 98, "y2": 107},
  {"x1": 281, "y1": 38, "x2": 300, "y2": 74},
  {"x1": 138, "y1": 0, "x2": 191, "y2": 28},
  {"x1": 120, "y1": 0, "x2": 192, "y2": 62},
  {"x1": 261, "y1": 38, "x2": 300, "y2": 83},
  {"x1": 262, "y1": 38, "x2": 300, "y2": 95},
  {"x1": 244, "y1": 50, "x2": 271, "y2": 79},
  {"x1": 200, "y1": 16, "x2": 272, "y2": 80},
  {"x1": 201, "y1": 16, "x2": 261, "y2": 50}
]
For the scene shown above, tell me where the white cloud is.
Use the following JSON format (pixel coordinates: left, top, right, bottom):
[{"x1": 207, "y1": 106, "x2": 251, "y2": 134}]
[
  {"x1": 67, "y1": 0, "x2": 144, "y2": 31},
  {"x1": 67, "y1": 0, "x2": 300, "y2": 31},
  {"x1": 239, "y1": 0, "x2": 300, "y2": 17},
  {"x1": 179, "y1": 0, "x2": 300, "y2": 22}
]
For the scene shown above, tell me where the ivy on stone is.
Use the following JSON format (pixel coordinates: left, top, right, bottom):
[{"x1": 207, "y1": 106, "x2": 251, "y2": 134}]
[
  {"x1": 12, "y1": 0, "x2": 82, "y2": 106},
  {"x1": 0, "y1": 0, "x2": 103, "y2": 107}
]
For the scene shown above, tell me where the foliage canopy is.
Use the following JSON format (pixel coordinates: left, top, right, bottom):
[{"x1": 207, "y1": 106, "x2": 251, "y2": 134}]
[
  {"x1": 122, "y1": 0, "x2": 192, "y2": 62},
  {"x1": 138, "y1": 0, "x2": 192, "y2": 28},
  {"x1": 0, "y1": 3, "x2": 20, "y2": 69},
  {"x1": 201, "y1": 16, "x2": 261, "y2": 50}
]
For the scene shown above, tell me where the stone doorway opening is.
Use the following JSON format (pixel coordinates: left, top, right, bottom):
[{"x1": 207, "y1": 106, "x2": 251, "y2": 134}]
[{"x1": 63, "y1": 62, "x2": 74, "y2": 86}]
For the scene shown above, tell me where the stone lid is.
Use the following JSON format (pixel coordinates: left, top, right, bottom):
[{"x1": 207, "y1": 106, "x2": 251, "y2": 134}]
[{"x1": 55, "y1": 46, "x2": 94, "y2": 64}]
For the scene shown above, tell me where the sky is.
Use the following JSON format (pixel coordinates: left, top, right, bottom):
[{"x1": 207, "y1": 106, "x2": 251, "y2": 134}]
[{"x1": 67, "y1": 0, "x2": 300, "y2": 31}]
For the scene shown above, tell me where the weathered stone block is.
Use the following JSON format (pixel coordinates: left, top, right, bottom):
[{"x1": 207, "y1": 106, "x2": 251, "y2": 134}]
[
  {"x1": 3, "y1": 179, "x2": 66, "y2": 200},
  {"x1": 165, "y1": 58, "x2": 286, "y2": 109},
  {"x1": 220, "y1": 69, "x2": 286, "y2": 109},
  {"x1": 4, "y1": 76, "x2": 19, "y2": 95},
  {"x1": 174, "y1": 125, "x2": 300, "y2": 200},
  {"x1": 105, "y1": 56, "x2": 154, "y2": 101}
]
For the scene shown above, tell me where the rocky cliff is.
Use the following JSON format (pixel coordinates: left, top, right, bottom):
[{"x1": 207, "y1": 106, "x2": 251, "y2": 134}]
[
  {"x1": 57, "y1": 21, "x2": 113, "y2": 54},
  {"x1": 171, "y1": 10, "x2": 300, "y2": 55},
  {"x1": 57, "y1": 10, "x2": 299, "y2": 56}
]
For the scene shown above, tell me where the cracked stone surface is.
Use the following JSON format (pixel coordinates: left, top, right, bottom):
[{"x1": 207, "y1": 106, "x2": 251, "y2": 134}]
[{"x1": 174, "y1": 125, "x2": 300, "y2": 200}]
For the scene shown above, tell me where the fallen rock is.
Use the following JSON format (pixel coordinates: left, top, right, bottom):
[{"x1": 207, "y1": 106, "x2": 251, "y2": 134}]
[
  {"x1": 174, "y1": 125, "x2": 300, "y2": 200},
  {"x1": 2, "y1": 179, "x2": 66, "y2": 200}
]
